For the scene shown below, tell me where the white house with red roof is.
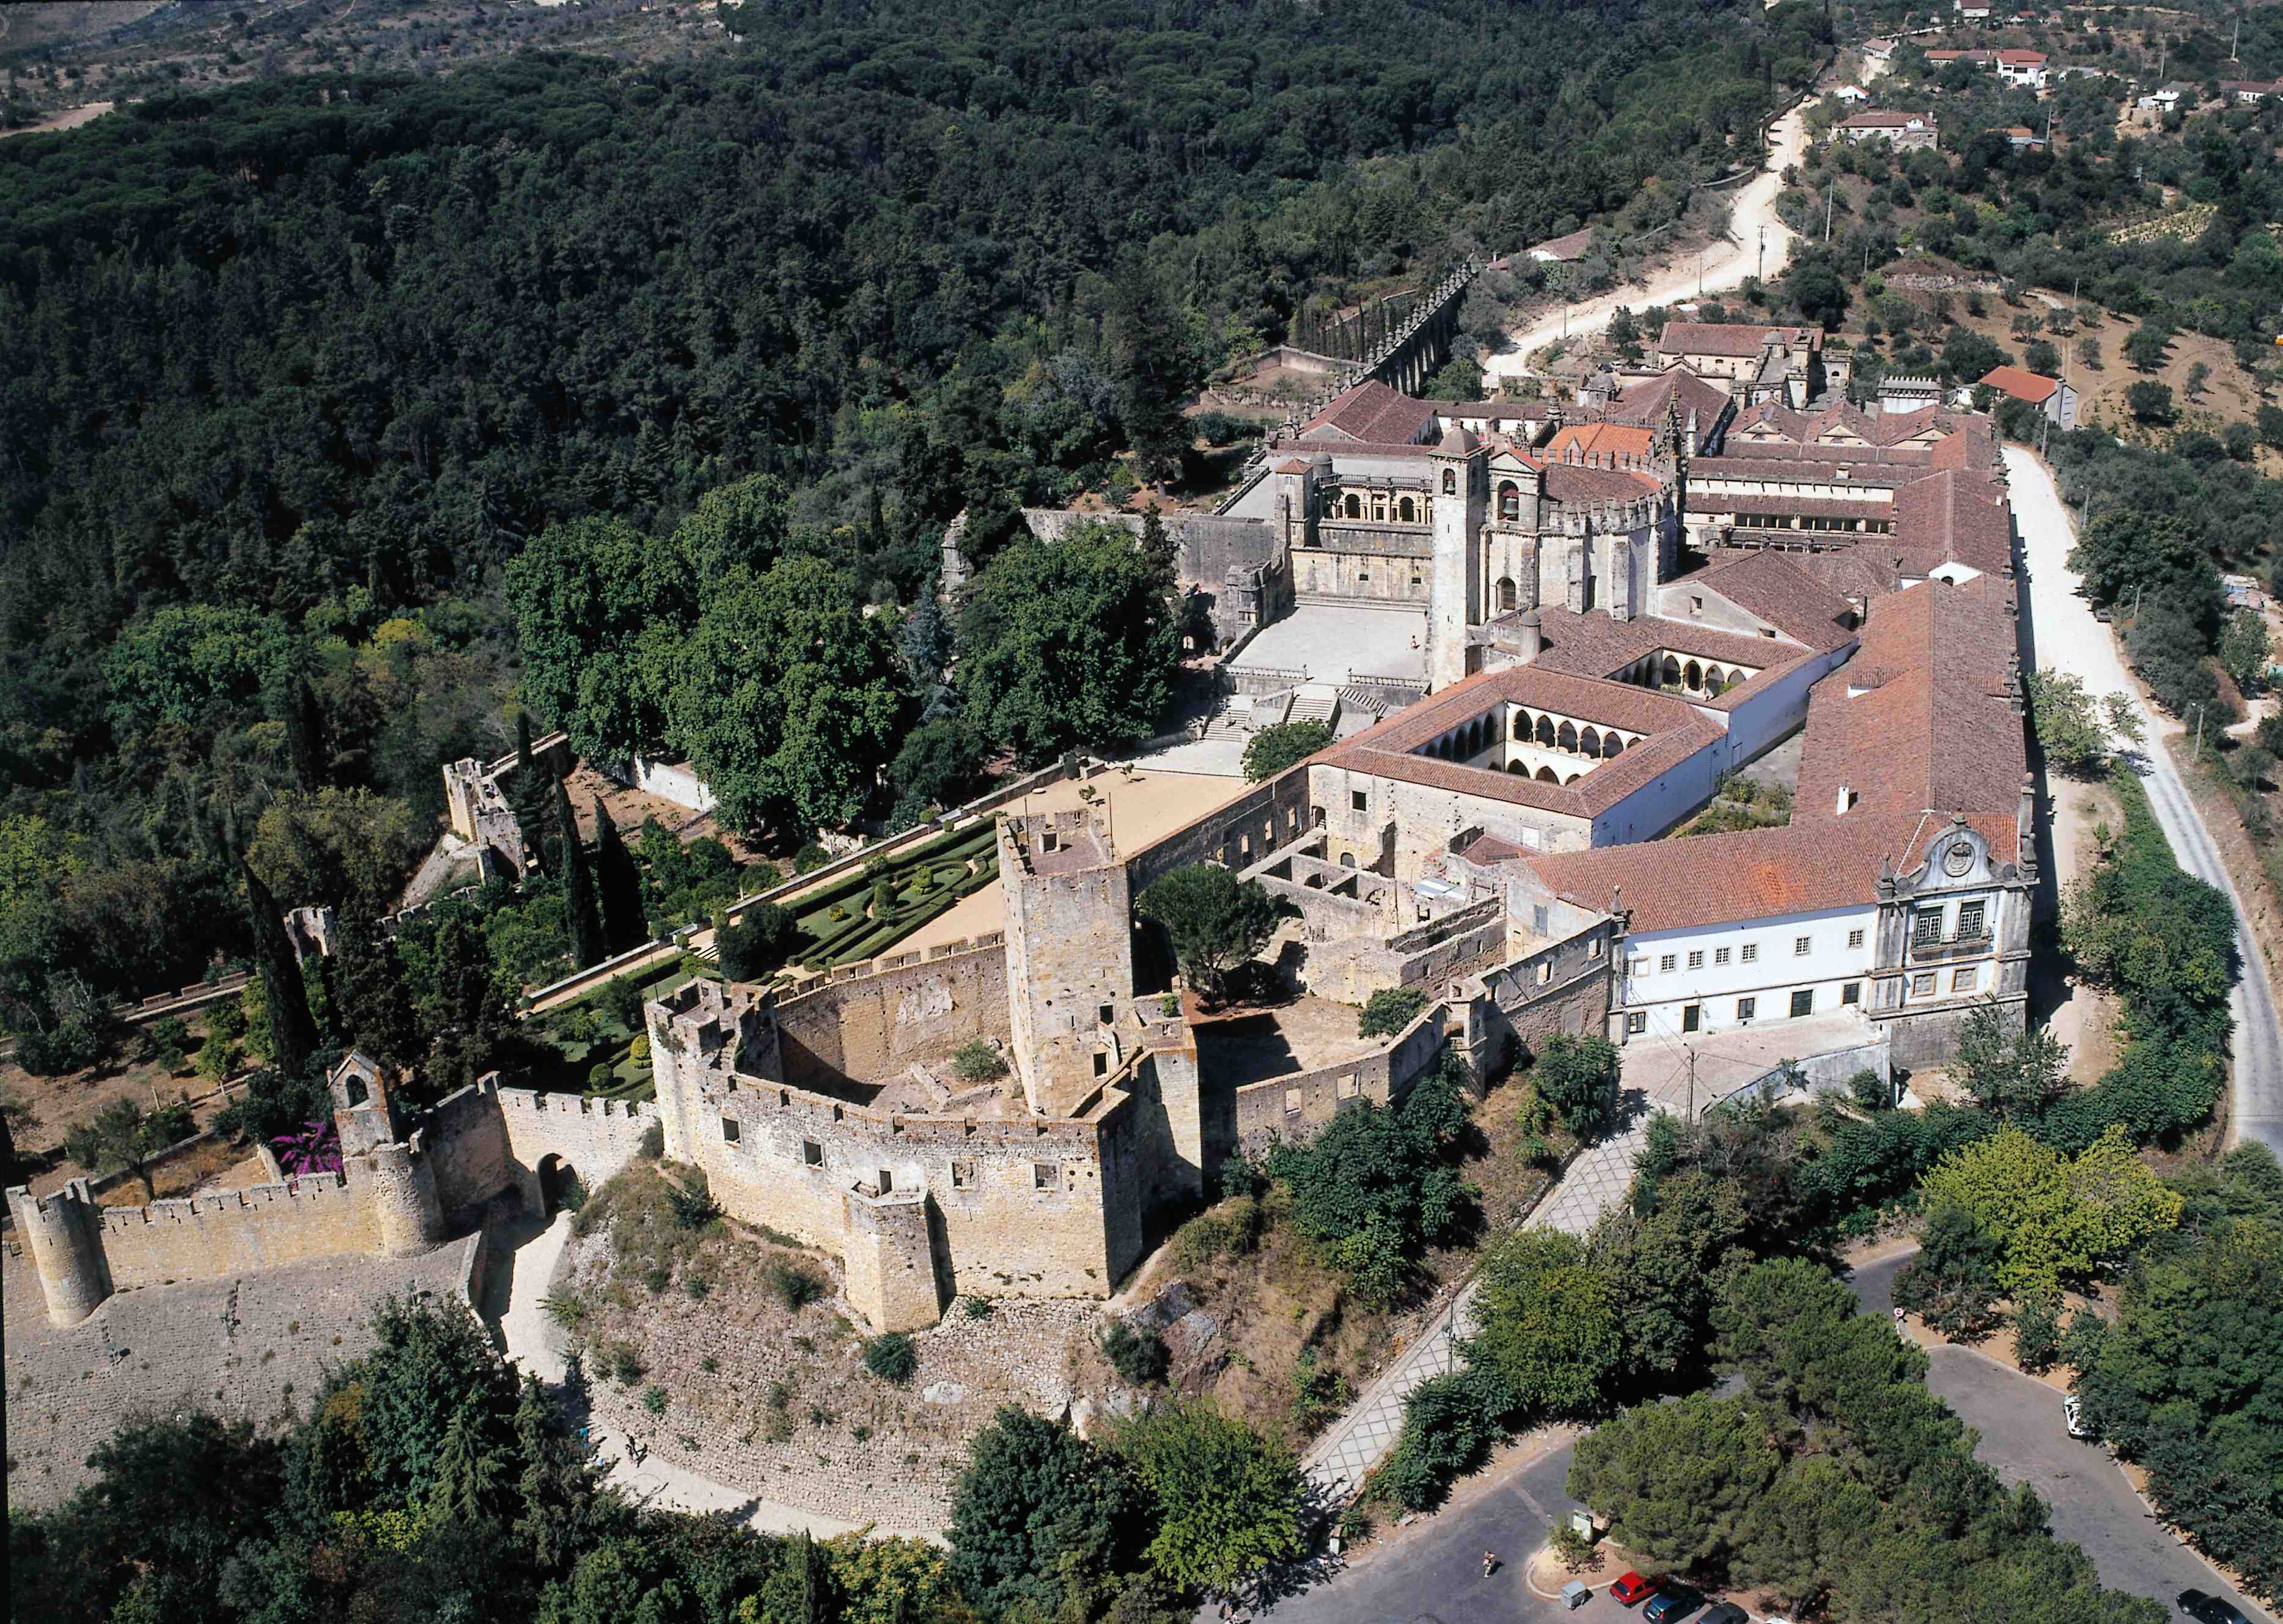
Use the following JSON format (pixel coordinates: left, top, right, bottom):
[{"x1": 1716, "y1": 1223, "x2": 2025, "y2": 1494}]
[
  {"x1": 1977, "y1": 364, "x2": 2076, "y2": 430},
  {"x1": 1837, "y1": 110, "x2": 1939, "y2": 151}
]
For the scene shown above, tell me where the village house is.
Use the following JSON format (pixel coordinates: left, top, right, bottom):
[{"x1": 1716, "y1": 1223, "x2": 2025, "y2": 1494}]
[
  {"x1": 1837, "y1": 110, "x2": 1939, "y2": 152},
  {"x1": 1977, "y1": 365, "x2": 2077, "y2": 431}
]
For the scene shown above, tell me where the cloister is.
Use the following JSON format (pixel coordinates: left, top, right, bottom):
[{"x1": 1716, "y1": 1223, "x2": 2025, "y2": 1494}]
[{"x1": 1408, "y1": 704, "x2": 1651, "y2": 785}]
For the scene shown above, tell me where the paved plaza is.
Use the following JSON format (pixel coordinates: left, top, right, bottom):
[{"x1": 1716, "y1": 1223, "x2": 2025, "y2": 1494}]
[{"x1": 1227, "y1": 604, "x2": 1426, "y2": 685}]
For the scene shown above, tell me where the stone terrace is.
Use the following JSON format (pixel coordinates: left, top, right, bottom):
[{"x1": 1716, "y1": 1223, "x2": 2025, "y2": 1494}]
[{"x1": 2, "y1": 1235, "x2": 477, "y2": 1509}]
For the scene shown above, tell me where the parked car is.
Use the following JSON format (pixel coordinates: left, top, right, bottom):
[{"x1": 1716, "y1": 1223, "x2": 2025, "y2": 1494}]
[
  {"x1": 2063, "y1": 1392, "x2": 2094, "y2": 1438},
  {"x1": 1644, "y1": 1590, "x2": 1704, "y2": 1624},
  {"x1": 1698, "y1": 1605, "x2": 1749, "y2": 1624},
  {"x1": 2177, "y1": 1590, "x2": 2251, "y2": 1624},
  {"x1": 1609, "y1": 1573, "x2": 1658, "y2": 1607}
]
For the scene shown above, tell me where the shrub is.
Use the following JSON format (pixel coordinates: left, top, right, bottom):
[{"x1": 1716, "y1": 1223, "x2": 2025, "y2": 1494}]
[
  {"x1": 639, "y1": 1122, "x2": 664, "y2": 1159},
  {"x1": 641, "y1": 1384, "x2": 669, "y2": 1414},
  {"x1": 1172, "y1": 1211, "x2": 1235, "y2": 1271},
  {"x1": 1241, "y1": 719, "x2": 1336, "y2": 782},
  {"x1": 793, "y1": 842, "x2": 833, "y2": 873},
  {"x1": 1375, "y1": 1366, "x2": 1515, "y2": 1510},
  {"x1": 540, "y1": 1290, "x2": 586, "y2": 1329},
  {"x1": 863, "y1": 1332, "x2": 918, "y2": 1383},
  {"x1": 1848, "y1": 1067, "x2": 1892, "y2": 1111},
  {"x1": 1101, "y1": 1320, "x2": 1169, "y2": 1384},
  {"x1": 587, "y1": 1062, "x2": 614, "y2": 1089},
  {"x1": 666, "y1": 1171, "x2": 721, "y2": 1230},
  {"x1": 768, "y1": 1258, "x2": 827, "y2": 1310},
  {"x1": 963, "y1": 1294, "x2": 994, "y2": 1319},
  {"x1": 718, "y1": 902, "x2": 798, "y2": 981},
  {"x1": 952, "y1": 1039, "x2": 1009, "y2": 1084},
  {"x1": 612, "y1": 1347, "x2": 645, "y2": 1384},
  {"x1": 1358, "y1": 987, "x2": 1427, "y2": 1039}
]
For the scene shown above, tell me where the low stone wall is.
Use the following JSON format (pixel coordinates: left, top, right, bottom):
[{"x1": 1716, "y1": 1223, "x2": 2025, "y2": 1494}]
[
  {"x1": 1309, "y1": 898, "x2": 1507, "y2": 1004},
  {"x1": 1230, "y1": 1004, "x2": 1450, "y2": 1154}
]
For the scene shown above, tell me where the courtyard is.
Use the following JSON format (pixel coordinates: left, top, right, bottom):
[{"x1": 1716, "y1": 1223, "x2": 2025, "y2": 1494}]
[{"x1": 1227, "y1": 603, "x2": 1427, "y2": 687}]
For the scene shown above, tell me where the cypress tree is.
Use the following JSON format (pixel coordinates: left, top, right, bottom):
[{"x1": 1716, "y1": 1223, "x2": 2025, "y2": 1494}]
[
  {"x1": 510, "y1": 713, "x2": 553, "y2": 875},
  {"x1": 591, "y1": 798, "x2": 649, "y2": 953},
  {"x1": 556, "y1": 777, "x2": 606, "y2": 969},
  {"x1": 333, "y1": 907, "x2": 422, "y2": 1073},
  {"x1": 429, "y1": 914, "x2": 509, "y2": 1094},
  {"x1": 243, "y1": 859, "x2": 320, "y2": 1080},
  {"x1": 284, "y1": 675, "x2": 327, "y2": 791}
]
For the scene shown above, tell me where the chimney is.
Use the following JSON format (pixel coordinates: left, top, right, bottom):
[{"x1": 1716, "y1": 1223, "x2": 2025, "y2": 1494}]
[
  {"x1": 1835, "y1": 785, "x2": 1857, "y2": 815},
  {"x1": 1516, "y1": 608, "x2": 1543, "y2": 661}
]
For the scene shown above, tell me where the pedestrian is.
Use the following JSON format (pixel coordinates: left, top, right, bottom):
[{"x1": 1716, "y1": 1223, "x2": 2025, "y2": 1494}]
[
  {"x1": 1483, "y1": 1549, "x2": 1499, "y2": 1578},
  {"x1": 1893, "y1": 1306, "x2": 1906, "y2": 1328}
]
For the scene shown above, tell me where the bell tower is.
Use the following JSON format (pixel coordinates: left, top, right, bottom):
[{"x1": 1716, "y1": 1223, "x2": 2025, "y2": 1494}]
[{"x1": 1426, "y1": 425, "x2": 1485, "y2": 692}]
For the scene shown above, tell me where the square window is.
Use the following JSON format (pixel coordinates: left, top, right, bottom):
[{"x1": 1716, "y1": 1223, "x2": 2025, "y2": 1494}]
[
  {"x1": 1630, "y1": 957, "x2": 1650, "y2": 977},
  {"x1": 1714, "y1": 947, "x2": 1731, "y2": 966},
  {"x1": 1092, "y1": 1051, "x2": 1108, "y2": 1077},
  {"x1": 1911, "y1": 971, "x2": 1936, "y2": 996},
  {"x1": 1034, "y1": 1163, "x2": 1056, "y2": 1191},
  {"x1": 1741, "y1": 943, "x2": 1759, "y2": 964},
  {"x1": 1626, "y1": 1011, "x2": 1649, "y2": 1034},
  {"x1": 1589, "y1": 936, "x2": 1604, "y2": 959},
  {"x1": 1847, "y1": 928, "x2": 1865, "y2": 949},
  {"x1": 1537, "y1": 960, "x2": 1553, "y2": 985},
  {"x1": 1793, "y1": 936, "x2": 1811, "y2": 957},
  {"x1": 1660, "y1": 953, "x2": 1677, "y2": 974},
  {"x1": 803, "y1": 1139, "x2": 823, "y2": 1167},
  {"x1": 1951, "y1": 966, "x2": 1979, "y2": 993},
  {"x1": 1687, "y1": 950, "x2": 1705, "y2": 970},
  {"x1": 1682, "y1": 1004, "x2": 1700, "y2": 1033},
  {"x1": 1337, "y1": 1075, "x2": 1359, "y2": 1100},
  {"x1": 1958, "y1": 901, "x2": 1986, "y2": 938},
  {"x1": 1913, "y1": 911, "x2": 1943, "y2": 948},
  {"x1": 951, "y1": 1159, "x2": 976, "y2": 1189},
  {"x1": 1532, "y1": 905, "x2": 1550, "y2": 934},
  {"x1": 1098, "y1": 1003, "x2": 1115, "y2": 1024},
  {"x1": 878, "y1": 1168, "x2": 895, "y2": 1194},
  {"x1": 1351, "y1": 790, "x2": 1368, "y2": 812},
  {"x1": 721, "y1": 1118, "x2": 740, "y2": 1144},
  {"x1": 1842, "y1": 981, "x2": 1861, "y2": 1004},
  {"x1": 1737, "y1": 996, "x2": 1757, "y2": 1021},
  {"x1": 1790, "y1": 989, "x2": 1814, "y2": 1018},
  {"x1": 1284, "y1": 1087, "x2": 1303, "y2": 1115}
]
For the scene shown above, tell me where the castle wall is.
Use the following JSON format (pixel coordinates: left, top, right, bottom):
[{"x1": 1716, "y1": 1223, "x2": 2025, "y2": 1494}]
[
  {"x1": 495, "y1": 1087, "x2": 659, "y2": 1211},
  {"x1": 774, "y1": 945, "x2": 1009, "y2": 1091},
  {"x1": 425, "y1": 1078, "x2": 515, "y2": 1222},
  {"x1": 91, "y1": 1172, "x2": 377, "y2": 1290},
  {"x1": 1308, "y1": 760, "x2": 1595, "y2": 878},
  {"x1": 1290, "y1": 546, "x2": 1434, "y2": 606},
  {"x1": 1124, "y1": 770, "x2": 1314, "y2": 895},
  {"x1": 1307, "y1": 898, "x2": 1509, "y2": 1003}
]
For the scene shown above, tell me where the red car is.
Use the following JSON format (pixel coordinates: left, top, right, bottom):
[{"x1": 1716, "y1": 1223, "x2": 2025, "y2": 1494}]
[{"x1": 1609, "y1": 1573, "x2": 1660, "y2": 1607}]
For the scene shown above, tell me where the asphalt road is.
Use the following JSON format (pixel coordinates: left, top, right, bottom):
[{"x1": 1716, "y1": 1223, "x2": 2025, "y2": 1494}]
[
  {"x1": 1263, "y1": 1254, "x2": 2266, "y2": 1624},
  {"x1": 2003, "y1": 448, "x2": 2283, "y2": 1160}
]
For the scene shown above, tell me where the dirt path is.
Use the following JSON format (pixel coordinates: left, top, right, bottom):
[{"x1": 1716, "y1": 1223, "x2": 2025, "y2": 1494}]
[
  {"x1": 0, "y1": 101, "x2": 116, "y2": 140},
  {"x1": 1483, "y1": 99, "x2": 1807, "y2": 382}
]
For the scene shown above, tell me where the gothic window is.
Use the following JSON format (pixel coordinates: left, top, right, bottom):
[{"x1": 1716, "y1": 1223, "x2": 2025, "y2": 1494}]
[
  {"x1": 1605, "y1": 733, "x2": 1626, "y2": 756},
  {"x1": 1580, "y1": 727, "x2": 1602, "y2": 759},
  {"x1": 1535, "y1": 715, "x2": 1556, "y2": 746},
  {"x1": 1704, "y1": 666, "x2": 1725, "y2": 691},
  {"x1": 1399, "y1": 496, "x2": 1416, "y2": 523},
  {"x1": 1344, "y1": 493, "x2": 1361, "y2": 519},
  {"x1": 1557, "y1": 721, "x2": 1579, "y2": 752},
  {"x1": 1512, "y1": 709, "x2": 1531, "y2": 740},
  {"x1": 1536, "y1": 765, "x2": 1559, "y2": 782},
  {"x1": 1498, "y1": 480, "x2": 1520, "y2": 522},
  {"x1": 1685, "y1": 660, "x2": 1703, "y2": 691},
  {"x1": 1661, "y1": 655, "x2": 1682, "y2": 687},
  {"x1": 1507, "y1": 762, "x2": 1527, "y2": 774},
  {"x1": 1442, "y1": 468, "x2": 1457, "y2": 494}
]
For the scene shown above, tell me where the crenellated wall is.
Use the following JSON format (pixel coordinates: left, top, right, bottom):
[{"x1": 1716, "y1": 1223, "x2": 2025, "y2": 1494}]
[
  {"x1": 774, "y1": 944, "x2": 1009, "y2": 1093},
  {"x1": 91, "y1": 1172, "x2": 376, "y2": 1290}
]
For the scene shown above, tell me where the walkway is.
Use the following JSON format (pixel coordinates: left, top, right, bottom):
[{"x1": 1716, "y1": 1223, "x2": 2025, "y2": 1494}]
[
  {"x1": 490, "y1": 1210, "x2": 870, "y2": 1538},
  {"x1": 1301, "y1": 1013, "x2": 1875, "y2": 1494},
  {"x1": 2004, "y1": 448, "x2": 2283, "y2": 1157}
]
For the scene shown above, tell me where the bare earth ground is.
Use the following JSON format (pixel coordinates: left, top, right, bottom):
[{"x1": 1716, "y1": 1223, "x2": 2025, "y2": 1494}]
[
  {"x1": 897, "y1": 767, "x2": 1255, "y2": 956},
  {"x1": 2, "y1": 1234, "x2": 477, "y2": 1510},
  {"x1": 0, "y1": 100, "x2": 116, "y2": 139},
  {"x1": 2045, "y1": 775, "x2": 2127, "y2": 1082},
  {"x1": 4, "y1": 1012, "x2": 255, "y2": 1199}
]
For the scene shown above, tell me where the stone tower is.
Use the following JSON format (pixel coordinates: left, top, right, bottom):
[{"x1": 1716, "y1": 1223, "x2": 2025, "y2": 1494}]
[
  {"x1": 999, "y1": 807, "x2": 1133, "y2": 1117},
  {"x1": 7, "y1": 1178, "x2": 112, "y2": 1326},
  {"x1": 1426, "y1": 425, "x2": 1485, "y2": 692},
  {"x1": 327, "y1": 1051, "x2": 444, "y2": 1258}
]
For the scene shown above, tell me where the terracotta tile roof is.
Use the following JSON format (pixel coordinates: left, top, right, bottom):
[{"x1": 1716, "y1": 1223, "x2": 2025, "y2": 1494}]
[
  {"x1": 1527, "y1": 227, "x2": 1597, "y2": 262},
  {"x1": 1544, "y1": 422, "x2": 1657, "y2": 461},
  {"x1": 1722, "y1": 494, "x2": 1897, "y2": 522},
  {"x1": 1978, "y1": 365, "x2": 2061, "y2": 403},
  {"x1": 1274, "y1": 458, "x2": 1312, "y2": 474},
  {"x1": 1683, "y1": 551, "x2": 1861, "y2": 651},
  {"x1": 1544, "y1": 461, "x2": 1662, "y2": 503},
  {"x1": 1842, "y1": 111, "x2": 1936, "y2": 129},
  {"x1": 1793, "y1": 574, "x2": 2024, "y2": 838},
  {"x1": 1787, "y1": 549, "x2": 1905, "y2": 601},
  {"x1": 1589, "y1": 369, "x2": 1737, "y2": 444},
  {"x1": 1997, "y1": 48, "x2": 2048, "y2": 63},
  {"x1": 1509, "y1": 604, "x2": 1828, "y2": 718},
  {"x1": 1890, "y1": 468, "x2": 2013, "y2": 577},
  {"x1": 1301, "y1": 381, "x2": 1438, "y2": 445},
  {"x1": 1928, "y1": 427, "x2": 1999, "y2": 471},
  {"x1": 1656, "y1": 321, "x2": 1823, "y2": 359},
  {"x1": 1693, "y1": 452, "x2": 1921, "y2": 487}
]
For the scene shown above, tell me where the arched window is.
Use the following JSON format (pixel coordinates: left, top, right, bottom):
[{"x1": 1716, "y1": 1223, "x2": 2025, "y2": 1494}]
[
  {"x1": 1507, "y1": 762, "x2": 1527, "y2": 774},
  {"x1": 1339, "y1": 851, "x2": 1356, "y2": 868},
  {"x1": 1563, "y1": 771, "x2": 1582, "y2": 785},
  {"x1": 1466, "y1": 719, "x2": 1483, "y2": 755},
  {"x1": 1442, "y1": 468, "x2": 1457, "y2": 495},
  {"x1": 1535, "y1": 715, "x2": 1556, "y2": 747},
  {"x1": 1344, "y1": 493, "x2": 1361, "y2": 520},
  {"x1": 1398, "y1": 496, "x2": 1416, "y2": 523},
  {"x1": 1605, "y1": 733, "x2": 1627, "y2": 757},
  {"x1": 1557, "y1": 721, "x2": 1579, "y2": 752},
  {"x1": 345, "y1": 1076, "x2": 370, "y2": 1110},
  {"x1": 1498, "y1": 480, "x2": 1520, "y2": 522},
  {"x1": 1704, "y1": 666, "x2": 1724, "y2": 693},
  {"x1": 1535, "y1": 765, "x2": 1559, "y2": 782},
  {"x1": 1685, "y1": 661, "x2": 1703, "y2": 691},
  {"x1": 1581, "y1": 727, "x2": 1603, "y2": 759},
  {"x1": 1512, "y1": 710, "x2": 1531, "y2": 741},
  {"x1": 1661, "y1": 655, "x2": 1682, "y2": 688},
  {"x1": 1496, "y1": 576, "x2": 1518, "y2": 611}
]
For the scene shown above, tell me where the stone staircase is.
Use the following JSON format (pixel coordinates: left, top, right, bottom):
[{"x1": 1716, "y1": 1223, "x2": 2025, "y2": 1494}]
[{"x1": 1285, "y1": 684, "x2": 1341, "y2": 729}]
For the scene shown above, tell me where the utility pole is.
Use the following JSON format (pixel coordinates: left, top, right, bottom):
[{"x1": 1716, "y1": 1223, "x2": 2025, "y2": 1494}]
[
  {"x1": 1825, "y1": 181, "x2": 1834, "y2": 243},
  {"x1": 1685, "y1": 1045, "x2": 1698, "y2": 1125},
  {"x1": 2194, "y1": 703, "x2": 2208, "y2": 760},
  {"x1": 1757, "y1": 225, "x2": 1766, "y2": 282}
]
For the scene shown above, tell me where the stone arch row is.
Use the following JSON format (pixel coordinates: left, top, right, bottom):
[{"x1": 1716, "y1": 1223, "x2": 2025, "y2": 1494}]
[
  {"x1": 1507, "y1": 763, "x2": 1583, "y2": 784},
  {"x1": 1511, "y1": 708, "x2": 1631, "y2": 760},
  {"x1": 1622, "y1": 653, "x2": 1744, "y2": 695},
  {"x1": 1334, "y1": 490, "x2": 1424, "y2": 524}
]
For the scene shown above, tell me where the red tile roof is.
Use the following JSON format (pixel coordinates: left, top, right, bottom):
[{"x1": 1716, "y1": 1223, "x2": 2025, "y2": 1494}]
[
  {"x1": 1977, "y1": 364, "x2": 2061, "y2": 404},
  {"x1": 1301, "y1": 381, "x2": 1438, "y2": 445},
  {"x1": 1890, "y1": 468, "x2": 2014, "y2": 577},
  {"x1": 1656, "y1": 321, "x2": 1823, "y2": 359},
  {"x1": 1842, "y1": 111, "x2": 1936, "y2": 129},
  {"x1": 1527, "y1": 227, "x2": 1597, "y2": 262},
  {"x1": 1683, "y1": 551, "x2": 1861, "y2": 652},
  {"x1": 1544, "y1": 461, "x2": 1662, "y2": 503},
  {"x1": 1544, "y1": 422, "x2": 1656, "y2": 461}
]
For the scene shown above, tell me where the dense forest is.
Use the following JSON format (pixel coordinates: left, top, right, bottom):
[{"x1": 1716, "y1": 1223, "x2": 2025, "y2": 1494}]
[{"x1": 0, "y1": 0, "x2": 1825, "y2": 1040}]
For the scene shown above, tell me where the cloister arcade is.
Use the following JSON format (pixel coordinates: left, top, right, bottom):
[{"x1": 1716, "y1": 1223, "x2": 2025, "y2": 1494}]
[
  {"x1": 1408, "y1": 704, "x2": 1649, "y2": 786},
  {"x1": 1323, "y1": 480, "x2": 1433, "y2": 527},
  {"x1": 1609, "y1": 649, "x2": 1755, "y2": 699}
]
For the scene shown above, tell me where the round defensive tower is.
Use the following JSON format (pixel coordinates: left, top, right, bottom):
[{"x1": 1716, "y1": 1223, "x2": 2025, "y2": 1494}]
[{"x1": 7, "y1": 1180, "x2": 113, "y2": 1326}]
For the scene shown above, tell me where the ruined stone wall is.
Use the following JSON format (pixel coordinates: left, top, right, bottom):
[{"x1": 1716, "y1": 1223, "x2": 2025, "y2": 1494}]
[
  {"x1": 1229, "y1": 1005, "x2": 1451, "y2": 1155},
  {"x1": 1307, "y1": 898, "x2": 1507, "y2": 1002},
  {"x1": 1474, "y1": 922, "x2": 1617, "y2": 1063},
  {"x1": 1308, "y1": 761, "x2": 1595, "y2": 880},
  {"x1": 92, "y1": 1172, "x2": 378, "y2": 1290},
  {"x1": 774, "y1": 944, "x2": 1010, "y2": 1091},
  {"x1": 1125, "y1": 771, "x2": 1314, "y2": 895}
]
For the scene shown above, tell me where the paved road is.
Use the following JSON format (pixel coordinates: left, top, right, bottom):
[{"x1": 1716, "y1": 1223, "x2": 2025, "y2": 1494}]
[
  {"x1": 2004, "y1": 447, "x2": 2283, "y2": 1158},
  {"x1": 1483, "y1": 102, "x2": 1806, "y2": 383},
  {"x1": 1266, "y1": 1252, "x2": 2266, "y2": 1624}
]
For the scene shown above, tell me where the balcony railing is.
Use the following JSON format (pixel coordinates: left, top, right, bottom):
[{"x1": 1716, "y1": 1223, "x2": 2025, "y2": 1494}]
[{"x1": 1908, "y1": 932, "x2": 1991, "y2": 964}]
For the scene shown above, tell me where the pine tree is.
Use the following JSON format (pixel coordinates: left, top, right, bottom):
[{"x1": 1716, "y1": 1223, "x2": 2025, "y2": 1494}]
[
  {"x1": 427, "y1": 915, "x2": 510, "y2": 1094},
  {"x1": 332, "y1": 908, "x2": 422, "y2": 1073},
  {"x1": 590, "y1": 798, "x2": 648, "y2": 953},
  {"x1": 1140, "y1": 509, "x2": 1178, "y2": 595},
  {"x1": 243, "y1": 859, "x2": 320, "y2": 1080},
  {"x1": 758, "y1": 1530, "x2": 834, "y2": 1624},
  {"x1": 555, "y1": 777, "x2": 605, "y2": 969},
  {"x1": 426, "y1": 1398, "x2": 507, "y2": 1525}
]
